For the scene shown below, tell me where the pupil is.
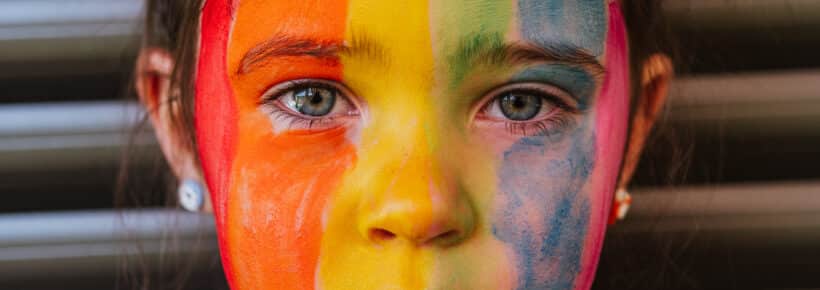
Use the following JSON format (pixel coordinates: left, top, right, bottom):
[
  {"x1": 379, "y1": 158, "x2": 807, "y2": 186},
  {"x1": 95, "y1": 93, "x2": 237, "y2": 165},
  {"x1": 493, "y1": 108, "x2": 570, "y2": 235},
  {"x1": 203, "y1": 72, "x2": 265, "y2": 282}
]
[
  {"x1": 309, "y1": 93, "x2": 322, "y2": 104},
  {"x1": 512, "y1": 98, "x2": 526, "y2": 109}
]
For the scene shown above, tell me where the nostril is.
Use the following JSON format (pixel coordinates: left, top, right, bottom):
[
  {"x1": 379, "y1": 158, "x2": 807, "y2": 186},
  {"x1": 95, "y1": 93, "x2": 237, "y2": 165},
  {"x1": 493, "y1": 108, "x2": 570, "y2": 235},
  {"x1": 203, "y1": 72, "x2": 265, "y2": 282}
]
[
  {"x1": 369, "y1": 228, "x2": 396, "y2": 242},
  {"x1": 427, "y1": 230, "x2": 461, "y2": 246},
  {"x1": 437, "y1": 230, "x2": 459, "y2": 240}
]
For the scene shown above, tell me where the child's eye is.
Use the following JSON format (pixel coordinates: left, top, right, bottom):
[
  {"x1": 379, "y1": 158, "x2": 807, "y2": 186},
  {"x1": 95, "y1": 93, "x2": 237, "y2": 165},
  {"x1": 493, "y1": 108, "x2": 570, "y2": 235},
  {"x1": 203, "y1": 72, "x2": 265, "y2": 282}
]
[
  {"x1": 259, "y1": 79, "x2": 360, "y2": 131},
  {"x1": 491, "y1": 92, "x2": 551, "y2": 121},
  {"x1": 480, "y1": 83, "x2": 576, "y2": 122},
  {"x1": 270, "y1": 80, "x2": 357, "y2": 118},
  {"x1": 474, "y1": 83, "x2": 580, "y2": 136}
]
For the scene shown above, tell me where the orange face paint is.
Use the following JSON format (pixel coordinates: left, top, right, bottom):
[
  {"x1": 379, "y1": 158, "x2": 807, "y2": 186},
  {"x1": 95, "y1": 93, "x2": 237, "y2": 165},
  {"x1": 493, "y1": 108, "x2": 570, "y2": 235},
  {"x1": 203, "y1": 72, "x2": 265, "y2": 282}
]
[{"x1": 197, "y1": 0, "x2": 351, "y2": 289}]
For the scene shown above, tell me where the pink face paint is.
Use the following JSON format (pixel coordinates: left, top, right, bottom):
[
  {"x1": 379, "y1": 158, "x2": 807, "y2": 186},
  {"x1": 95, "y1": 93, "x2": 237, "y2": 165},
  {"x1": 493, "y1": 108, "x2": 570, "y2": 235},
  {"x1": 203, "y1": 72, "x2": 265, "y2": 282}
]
[{"x1": 576, "y1": 2, "x2": 631, "y2": 289}]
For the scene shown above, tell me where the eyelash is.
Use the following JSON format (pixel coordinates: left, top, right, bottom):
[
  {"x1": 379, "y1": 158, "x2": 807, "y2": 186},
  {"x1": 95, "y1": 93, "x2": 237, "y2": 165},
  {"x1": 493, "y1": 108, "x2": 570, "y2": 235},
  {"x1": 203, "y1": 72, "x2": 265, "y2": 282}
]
[{"x1": 504, "y1": 113, "x2": 575, "y2": 136}]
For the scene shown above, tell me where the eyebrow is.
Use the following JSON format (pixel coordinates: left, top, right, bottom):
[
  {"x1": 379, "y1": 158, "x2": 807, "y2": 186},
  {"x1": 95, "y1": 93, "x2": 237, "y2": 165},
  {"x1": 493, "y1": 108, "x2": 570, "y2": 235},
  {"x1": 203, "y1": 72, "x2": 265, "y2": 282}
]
[
  {"x1": 239, "y1": 34, "x2": 388, "y2": 74},
  {"x1": 239, "y1": 32, "x2": 605, "y2": 76},
  {"x1": 451, "y1": 33, "x2": 605, "y2": 77}
]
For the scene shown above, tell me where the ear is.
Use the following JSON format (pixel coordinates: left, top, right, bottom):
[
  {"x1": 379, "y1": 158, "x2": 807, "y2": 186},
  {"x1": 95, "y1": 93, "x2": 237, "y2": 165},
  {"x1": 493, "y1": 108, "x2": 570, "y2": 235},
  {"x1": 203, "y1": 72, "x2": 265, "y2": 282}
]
[
  {"x1": 618, "y1": 53, "x2": 674, "y2": 188},
  {"x1": 136, "y1": 47, "x2": 212, "y2": 212}
]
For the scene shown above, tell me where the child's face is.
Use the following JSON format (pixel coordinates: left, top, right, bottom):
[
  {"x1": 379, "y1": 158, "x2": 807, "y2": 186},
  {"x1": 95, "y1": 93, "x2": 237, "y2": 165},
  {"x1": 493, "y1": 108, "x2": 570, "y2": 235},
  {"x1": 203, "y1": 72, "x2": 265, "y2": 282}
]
[{"x1": 195, "y1": 0, "x2": 629, "y2": 289}]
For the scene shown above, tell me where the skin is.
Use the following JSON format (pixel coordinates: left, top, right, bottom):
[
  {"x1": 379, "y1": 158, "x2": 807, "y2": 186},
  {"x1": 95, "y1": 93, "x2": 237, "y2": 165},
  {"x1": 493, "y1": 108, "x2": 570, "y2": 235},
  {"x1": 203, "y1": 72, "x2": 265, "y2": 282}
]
[{"x1": 137, "y1": 0, "x2": 672, "y2": 289}]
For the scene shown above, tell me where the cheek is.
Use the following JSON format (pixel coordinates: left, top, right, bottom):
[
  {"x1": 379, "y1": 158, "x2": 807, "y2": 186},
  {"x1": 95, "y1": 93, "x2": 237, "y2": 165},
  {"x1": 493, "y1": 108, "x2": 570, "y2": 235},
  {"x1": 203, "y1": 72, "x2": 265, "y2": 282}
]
[
  {"x1": 227, "y1": 118, "x2": 356, "y2": 289},
  {"x1": 490, "y1": 118, "x2": 596, "y2": 290}
]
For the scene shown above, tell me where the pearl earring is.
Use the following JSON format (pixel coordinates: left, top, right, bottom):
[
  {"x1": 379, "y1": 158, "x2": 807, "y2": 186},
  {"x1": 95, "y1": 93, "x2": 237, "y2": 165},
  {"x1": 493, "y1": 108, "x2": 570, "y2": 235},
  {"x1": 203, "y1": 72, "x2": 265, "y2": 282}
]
[{"x1": 178, "y1": 179, "x2": 206, "y2": 212}]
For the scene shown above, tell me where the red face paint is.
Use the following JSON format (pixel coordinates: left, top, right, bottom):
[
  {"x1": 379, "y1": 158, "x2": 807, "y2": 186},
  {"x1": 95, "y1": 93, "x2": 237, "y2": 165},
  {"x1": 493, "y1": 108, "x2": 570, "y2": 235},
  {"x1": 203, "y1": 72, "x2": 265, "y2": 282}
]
[
  {"x1": 195, "y1": 0, "x2": 238, "y2": 285},
  {"x1": 195, "y1": 1, "x2": 351, "y2": 289}
]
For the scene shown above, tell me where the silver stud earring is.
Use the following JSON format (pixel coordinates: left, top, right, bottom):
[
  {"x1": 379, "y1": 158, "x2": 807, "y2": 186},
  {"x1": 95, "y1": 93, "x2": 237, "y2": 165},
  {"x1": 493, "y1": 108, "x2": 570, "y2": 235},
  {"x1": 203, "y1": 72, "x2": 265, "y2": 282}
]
[{"x1": 178, "y1": 179, "x2": 206, "y2": 212}]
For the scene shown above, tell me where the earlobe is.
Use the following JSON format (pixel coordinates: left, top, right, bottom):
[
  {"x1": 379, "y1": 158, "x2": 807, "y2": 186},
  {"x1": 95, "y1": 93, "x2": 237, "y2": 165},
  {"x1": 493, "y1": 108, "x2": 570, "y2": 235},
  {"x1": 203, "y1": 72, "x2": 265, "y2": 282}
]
[{"x1": 617, "y1": 53, "x2": 674, "y2": 190}]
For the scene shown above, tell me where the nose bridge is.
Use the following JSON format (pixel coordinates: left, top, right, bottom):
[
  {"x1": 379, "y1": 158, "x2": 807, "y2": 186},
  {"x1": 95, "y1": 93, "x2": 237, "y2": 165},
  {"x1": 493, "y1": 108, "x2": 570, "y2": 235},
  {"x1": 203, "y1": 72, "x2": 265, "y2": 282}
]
[{"x1": 357, "y1": 108, "x2": 473, "y2": 246}]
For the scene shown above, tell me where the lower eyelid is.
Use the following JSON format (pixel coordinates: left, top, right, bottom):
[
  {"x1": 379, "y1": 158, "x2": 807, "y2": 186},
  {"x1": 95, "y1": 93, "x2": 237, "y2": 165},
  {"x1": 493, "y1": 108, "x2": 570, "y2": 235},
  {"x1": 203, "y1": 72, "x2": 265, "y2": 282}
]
[
  {"x1": 472, "y1": 102, "x2": 578, "y2": 137},
  {"x1": 260, "y1": 93, "x2": 360, "y2": 133},
  {"x1": 504, "y1": 114, "x2": 576, "y2": 136}
]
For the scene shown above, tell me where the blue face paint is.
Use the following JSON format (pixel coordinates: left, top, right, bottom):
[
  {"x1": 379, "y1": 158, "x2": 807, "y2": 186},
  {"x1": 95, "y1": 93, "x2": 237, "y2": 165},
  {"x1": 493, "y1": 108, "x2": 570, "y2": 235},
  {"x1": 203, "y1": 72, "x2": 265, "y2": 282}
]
[
  {"x1": 492, "y1": 117, "x2": 595, "y2": 290},
  {"x1": 518, "y1": 0, "x2": 607, "y2": 56},
  {"x1": 488, "y1": 2, "x2": 609, "y2": 289},
  {"x1": 512, "y1": 65, "x2": 596, "y2": 110}
]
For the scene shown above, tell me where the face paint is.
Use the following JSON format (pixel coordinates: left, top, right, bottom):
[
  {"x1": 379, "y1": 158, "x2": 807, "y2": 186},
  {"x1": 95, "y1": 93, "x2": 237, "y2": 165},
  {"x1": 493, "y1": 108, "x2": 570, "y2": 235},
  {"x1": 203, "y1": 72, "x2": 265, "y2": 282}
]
[
  {"x1": 195, "y1": 1, "x2": 628, "y2": 289},
  {"x1": 512, "y1": 65, "x2": 597, "y2": 110},
  {"x1": 317, "y1": 1, "x2": 444, "y2": 288},
  {"x1": 195, "y1": 0, "x2": 238, "y2": 285},
  {"x1": 197, "y1": 0, "x2": 352, "y2": 289},
  {"x1": 518, "y1": 0, "x2": 607, "y2": 57},
  {"x1": 577, "y1": 3, "x2": 631, "y2": 289}
]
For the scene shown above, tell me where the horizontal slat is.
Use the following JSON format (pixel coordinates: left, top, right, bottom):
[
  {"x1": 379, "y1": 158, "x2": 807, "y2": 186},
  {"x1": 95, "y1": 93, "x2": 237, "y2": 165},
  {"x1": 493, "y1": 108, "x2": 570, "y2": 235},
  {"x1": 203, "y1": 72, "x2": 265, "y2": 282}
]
[
  {"x1": 0, "y1": 101, "x2": 155, "y2": 172},
  {"x1": 667, "y1": 70, "x2": 820, "y2": 135},
  {"x1": 0, "y1": 0, "x2": 141, "y2": 78},
  {"x1": 628, "y1": 181, "x2": 820, "y2": 231},
  {"x1": 0, "y1": 210, "x2": 214, "y2": 247},
  {"x1": 0, "y1": 1, "x2": 140, "y2": 28},
  {"x1": 0, "y1": 101, "x2": 143, "y2": 136},
  {"x1": 666, "y1": 0, "x2": 820, "y2": 29},
  {"x1": 0, "y1": 209, "x2": 220, "y2": 286}
]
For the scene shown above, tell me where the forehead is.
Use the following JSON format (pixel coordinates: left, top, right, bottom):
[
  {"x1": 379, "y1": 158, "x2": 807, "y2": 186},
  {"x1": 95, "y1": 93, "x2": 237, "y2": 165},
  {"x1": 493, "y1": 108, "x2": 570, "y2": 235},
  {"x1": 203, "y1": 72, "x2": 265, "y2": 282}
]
[{"x1": 225, "y1": 0, "x2": 609, "y2": 59}]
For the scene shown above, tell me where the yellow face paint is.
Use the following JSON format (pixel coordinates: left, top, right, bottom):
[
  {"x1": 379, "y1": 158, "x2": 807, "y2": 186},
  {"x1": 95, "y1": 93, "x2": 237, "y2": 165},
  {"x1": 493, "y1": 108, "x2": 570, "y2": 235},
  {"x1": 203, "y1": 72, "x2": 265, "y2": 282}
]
[{"x1": 318, "y1": 1, "x2": 438, "y2": 288}]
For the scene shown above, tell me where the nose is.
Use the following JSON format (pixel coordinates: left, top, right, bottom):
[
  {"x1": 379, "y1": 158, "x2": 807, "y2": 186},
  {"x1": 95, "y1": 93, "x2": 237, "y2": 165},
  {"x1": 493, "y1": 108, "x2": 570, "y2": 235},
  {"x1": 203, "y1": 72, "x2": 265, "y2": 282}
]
[{"x1": 357, "y1": 150, "x2": 475, "y2": 247}]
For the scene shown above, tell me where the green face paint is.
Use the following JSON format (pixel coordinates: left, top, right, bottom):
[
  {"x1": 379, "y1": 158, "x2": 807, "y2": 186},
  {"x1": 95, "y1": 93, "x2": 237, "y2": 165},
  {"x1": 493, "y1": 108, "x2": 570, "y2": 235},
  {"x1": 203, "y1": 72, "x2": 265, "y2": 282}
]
[{"x1": 431, "y1": 0, "x2": 513, "y2": 89}]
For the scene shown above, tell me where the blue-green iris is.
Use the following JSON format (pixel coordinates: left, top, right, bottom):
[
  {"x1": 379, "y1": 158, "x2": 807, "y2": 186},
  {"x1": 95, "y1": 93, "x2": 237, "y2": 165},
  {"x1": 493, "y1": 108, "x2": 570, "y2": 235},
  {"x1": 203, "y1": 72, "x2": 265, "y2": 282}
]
[
  {"x1": 292, "y1": 87, "x2": 336, "y2": 116},
  {"x1": 499, "y1": 93, "x2": 542, "y2": 121}
]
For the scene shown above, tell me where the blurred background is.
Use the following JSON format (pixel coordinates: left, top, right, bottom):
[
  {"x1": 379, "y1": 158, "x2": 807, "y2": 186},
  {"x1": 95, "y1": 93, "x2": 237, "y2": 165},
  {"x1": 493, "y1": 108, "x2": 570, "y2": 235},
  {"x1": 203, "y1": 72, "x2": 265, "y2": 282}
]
[{"x1": 1, "y1": 0, "x2": 819, "y2": 289}]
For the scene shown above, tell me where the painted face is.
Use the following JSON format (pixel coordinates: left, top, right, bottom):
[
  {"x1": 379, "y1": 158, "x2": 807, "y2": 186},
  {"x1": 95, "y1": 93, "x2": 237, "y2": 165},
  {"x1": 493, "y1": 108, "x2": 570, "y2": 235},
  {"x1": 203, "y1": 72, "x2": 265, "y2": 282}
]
[{"x1": 195, "y1": 0, "x2": 630, "y2": 289}]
